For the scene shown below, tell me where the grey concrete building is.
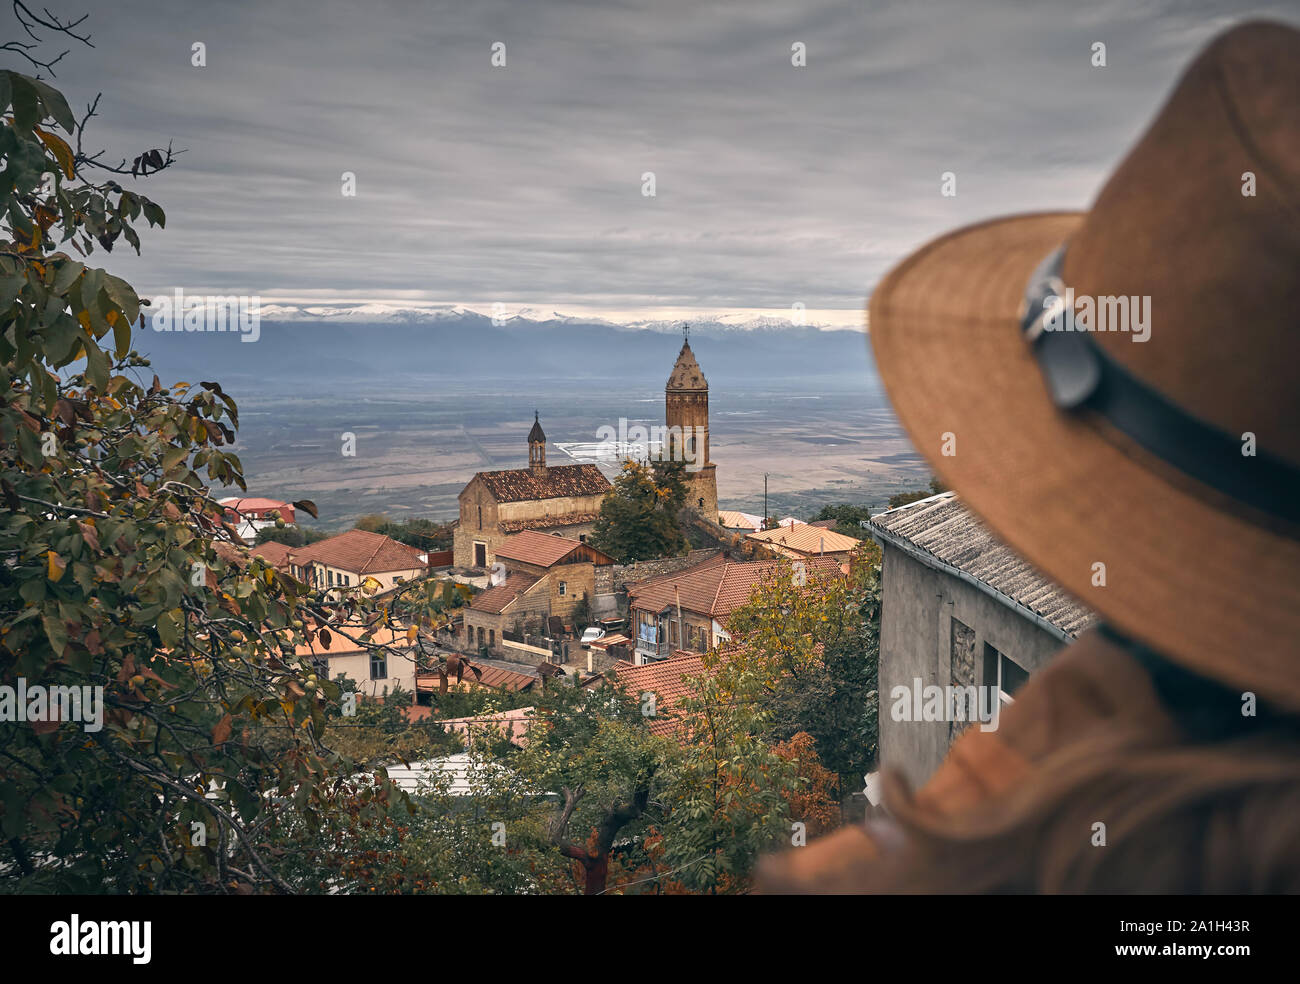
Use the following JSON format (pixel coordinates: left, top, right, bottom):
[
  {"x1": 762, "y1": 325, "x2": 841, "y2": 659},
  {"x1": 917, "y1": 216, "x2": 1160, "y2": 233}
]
[{"x1": 868, "y1": 492, "x2": 1096, "y2": 787}]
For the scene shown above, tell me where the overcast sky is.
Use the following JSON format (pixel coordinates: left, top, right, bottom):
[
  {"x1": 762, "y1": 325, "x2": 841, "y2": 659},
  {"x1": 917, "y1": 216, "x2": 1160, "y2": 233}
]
[{"x1": 23, "y1": 0, "x2": 1296, "y2": 326}]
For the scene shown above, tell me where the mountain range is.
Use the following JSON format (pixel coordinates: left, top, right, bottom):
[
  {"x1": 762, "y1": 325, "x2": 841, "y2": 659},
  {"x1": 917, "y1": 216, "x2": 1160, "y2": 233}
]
[{"x1": 135, "y1": 309, "x2": 883, "y2": 396}]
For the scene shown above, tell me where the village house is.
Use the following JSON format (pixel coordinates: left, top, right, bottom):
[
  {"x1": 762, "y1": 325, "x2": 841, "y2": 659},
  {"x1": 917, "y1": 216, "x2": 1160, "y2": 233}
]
[
  {"x1": 452, "y1": 413, "x2": 611, "y2": 570},
  {"x1": 745, "y1": 522, "x2": 862, "y2": 562},
  {"x1": 718, "y1": 510, "x2": 764, "y2": 534},
  {"x1": 219, "y1": 496, "x2": 295, "y2": 543},
  {"x1": 461, "y1": 529, "x2": 615, "y2": 662},
  {"x1": 625, "y1": 553, "x2": 845, "y2": 664},
  {"x1": 867, "y1": 491, "x2": 1096, "y2": 787},
  {"x1": 285, "y1": 528, "x2": 427, "y2": 600},
  {"x1": 295, "y1": 622, "x2": 417, "y2": 698}
]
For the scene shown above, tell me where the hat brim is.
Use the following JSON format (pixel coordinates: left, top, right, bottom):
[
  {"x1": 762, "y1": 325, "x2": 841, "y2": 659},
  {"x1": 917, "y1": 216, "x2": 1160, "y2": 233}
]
[{"x1": 868, "y1": 211, "x2": 1300, "y2": 710}]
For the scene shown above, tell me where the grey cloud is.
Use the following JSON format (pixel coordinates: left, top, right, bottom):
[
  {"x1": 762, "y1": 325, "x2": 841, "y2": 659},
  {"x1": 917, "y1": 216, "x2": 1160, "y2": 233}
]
[{"x1": 23, "y1": 0, "x2": 1296, "y2": 315}]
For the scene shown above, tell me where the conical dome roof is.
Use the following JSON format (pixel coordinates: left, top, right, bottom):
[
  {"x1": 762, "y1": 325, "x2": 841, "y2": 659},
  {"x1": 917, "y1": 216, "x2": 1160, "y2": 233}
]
[
  {"x1": 666, "y1": 340, "x2": 708, "y2": 391},
  {"x1": 528, "y1": 411, "x2": 546, "y2": 443}
]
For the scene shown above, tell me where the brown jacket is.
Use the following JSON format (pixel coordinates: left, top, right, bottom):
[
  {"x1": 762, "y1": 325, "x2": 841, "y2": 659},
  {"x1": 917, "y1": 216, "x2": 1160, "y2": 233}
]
[{"x1": 757, "y1": 630, "x2": 1181, "y2": 893}]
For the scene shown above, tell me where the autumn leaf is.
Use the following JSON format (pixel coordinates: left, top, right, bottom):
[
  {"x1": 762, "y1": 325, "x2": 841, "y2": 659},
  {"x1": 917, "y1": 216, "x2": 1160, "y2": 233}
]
[
  {"x1": 46, "y1": 550, "x2": 66, "y2": 582},
  {"x1": 34, "y1": 126, "x2": 75, "y2": 179},
  {"x1": 212, "y1": 713, "x2": 233, "y2": 746}
]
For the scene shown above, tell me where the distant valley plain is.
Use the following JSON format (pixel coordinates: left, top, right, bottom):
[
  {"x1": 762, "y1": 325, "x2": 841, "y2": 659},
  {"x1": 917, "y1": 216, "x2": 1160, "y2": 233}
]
[{"x1": 137, "y1": 314, "x2": 931, "y2": 530}]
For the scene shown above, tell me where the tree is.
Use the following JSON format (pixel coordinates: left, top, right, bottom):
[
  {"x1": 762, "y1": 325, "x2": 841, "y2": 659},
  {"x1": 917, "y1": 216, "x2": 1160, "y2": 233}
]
[
  {"x1": 0, "y1": 16, "x2": 408, "y2": 893},
  {"x1": 659, "y1": 659, "x2": 809, "y2": 894},
  {"x1": 722, "y1": 542, "x2": 883, "y2": 796},
  {"x1": 808, "y1": 503, "x2": 874, "y2": 540},
  {"x1": 514, "y1": 682, "x2": 662, "y2": 895},
  {"x1": 351, "y1": 514, "x2": 453, "y2": 551},
  {"x1": 254, "y1": 524, "x2": 329, "y2": 548},
  {"x1": 590, "y1": 459, "x2": 687, "y2": 563},
  {"x1": 887, "y1": 475, "x2": 949, "y2": 509}
]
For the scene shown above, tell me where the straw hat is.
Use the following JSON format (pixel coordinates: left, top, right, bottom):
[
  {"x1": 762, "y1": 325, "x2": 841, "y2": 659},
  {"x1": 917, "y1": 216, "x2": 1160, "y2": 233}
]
[{"x1": 868, "y1": 22, "x2": 1300, "y2": 709}]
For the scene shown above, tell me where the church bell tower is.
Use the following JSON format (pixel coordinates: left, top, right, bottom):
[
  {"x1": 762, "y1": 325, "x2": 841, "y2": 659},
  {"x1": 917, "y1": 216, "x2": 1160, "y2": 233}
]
[
  {"x1": 528, "y1": 411, "x2": 547, "y2": 477},
  {"x1": 665, "y1": 331, "x2": 718, "y2": 523}
]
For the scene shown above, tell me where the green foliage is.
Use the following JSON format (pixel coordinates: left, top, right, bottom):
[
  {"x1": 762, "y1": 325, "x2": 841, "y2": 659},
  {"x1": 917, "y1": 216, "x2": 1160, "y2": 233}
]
[
  {"x1": 808, "y1": 503, "x2": 874, "y2": 540},
  {"x1": 887, "y1": 476, "x2": 948, "y2": 509},
  {"x1": 723, "y1": 543, "x2": 883, "y2": 792},
  {"x1": 254, "y1": 524, "x2": 330, "y2": 548},
  {"x1": 0, "y1": 50, "x2": 407, "y2": 893},
  {"x1": 659, "y1": 661, "x2": 801, "y2": 894},
  {"x1": 353, "y1": 514, "x2": 453, "y2": 551},
  {"x1": 590, "y1": 459, "x2": 688, "y2": 563}
]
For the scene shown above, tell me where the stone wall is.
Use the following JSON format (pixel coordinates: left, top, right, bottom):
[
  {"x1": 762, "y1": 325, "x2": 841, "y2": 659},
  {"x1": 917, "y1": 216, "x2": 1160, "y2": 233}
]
[{"x1": 877, "y1": 545, "x2": 1068, "y2": 787}]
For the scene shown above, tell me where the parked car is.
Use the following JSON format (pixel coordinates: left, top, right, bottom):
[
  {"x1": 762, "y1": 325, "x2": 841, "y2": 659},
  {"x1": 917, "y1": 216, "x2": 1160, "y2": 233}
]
[{"x1": 580, "y1": 626, "x2": 607, "y2": 648}]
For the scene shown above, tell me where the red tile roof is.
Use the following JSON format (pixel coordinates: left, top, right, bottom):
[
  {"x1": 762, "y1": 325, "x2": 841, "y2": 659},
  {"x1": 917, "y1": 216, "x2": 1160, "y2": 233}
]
[
  {"x1": 290, "y1": 529, "x2": 426, "y2": 575},
  {"x1": 474, "y1": 464, "x2": 610, "y2": 504},
  {"x1": 469, "y1": 572, "x2": 540, "y2": 614},
  {"x1": 495, "y1": 529, "x2": 613, "y2": 568},
  {"x1": 219, "y1": 497, "x2": 291, "y2": 513},
  {"x1": 627, "y1": 555, "x2": 844, "y2": 623},
  {"x1": 610, "y1": 652, "x2": 708, "y2": 736},
  {"x1": 416, "y1": 663, "x2": 538, "y2": 692},
  {"x1": 248, "y1": 541, "x2": 294, "y2": 567}
]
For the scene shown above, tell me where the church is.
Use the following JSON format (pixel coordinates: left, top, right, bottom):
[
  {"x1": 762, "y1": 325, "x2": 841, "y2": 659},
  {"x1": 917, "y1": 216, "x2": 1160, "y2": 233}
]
[{"x1": 452, "y1": 337, "x2": 719, "y2": 570}]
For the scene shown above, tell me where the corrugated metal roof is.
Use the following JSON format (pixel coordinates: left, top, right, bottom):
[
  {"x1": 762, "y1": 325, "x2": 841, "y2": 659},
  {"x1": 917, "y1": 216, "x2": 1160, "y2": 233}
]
[
  {"x1": 869, "y1": 492, "x2": 1096, "y2": 637},
  {"x1": 384, "y1": 753, "x2": 514, "y2": 796}
]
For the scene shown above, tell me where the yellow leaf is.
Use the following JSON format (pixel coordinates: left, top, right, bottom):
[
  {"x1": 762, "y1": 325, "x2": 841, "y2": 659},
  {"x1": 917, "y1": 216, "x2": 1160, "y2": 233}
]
[
  {"x1": 46, "y1": 550, "x2": 66, "y2": 582},
  {"x1": 35, "y1": 127, "x2": 76, "y2": 180}
]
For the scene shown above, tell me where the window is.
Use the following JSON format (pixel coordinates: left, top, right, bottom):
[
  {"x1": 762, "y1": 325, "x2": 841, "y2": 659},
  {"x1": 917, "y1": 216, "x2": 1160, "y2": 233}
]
[
  {"x1": 698, "y1": 498, "x2": 704, "y2": 509},
  {"x1": 370, "y1": 652, "x2": 387, "y2": 680},
  {"x1": 558, "y1": 581, "x2": 567, "y2": 596},
  {"x1": 637, "y1": 611, "x2": 658, "y2": 645},
  {"x1": 983, "y1": 643, "x2": 1029, "y2": 728},
  {"x1": 579, "y1": 534, "x2": 587, "y2": 543},
  {"x1": 477, "y1": 505, "x2": 482, "y2": 530},
  {"x1": 489, "y1": 629, "x2": 495, "y2": 647}
]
